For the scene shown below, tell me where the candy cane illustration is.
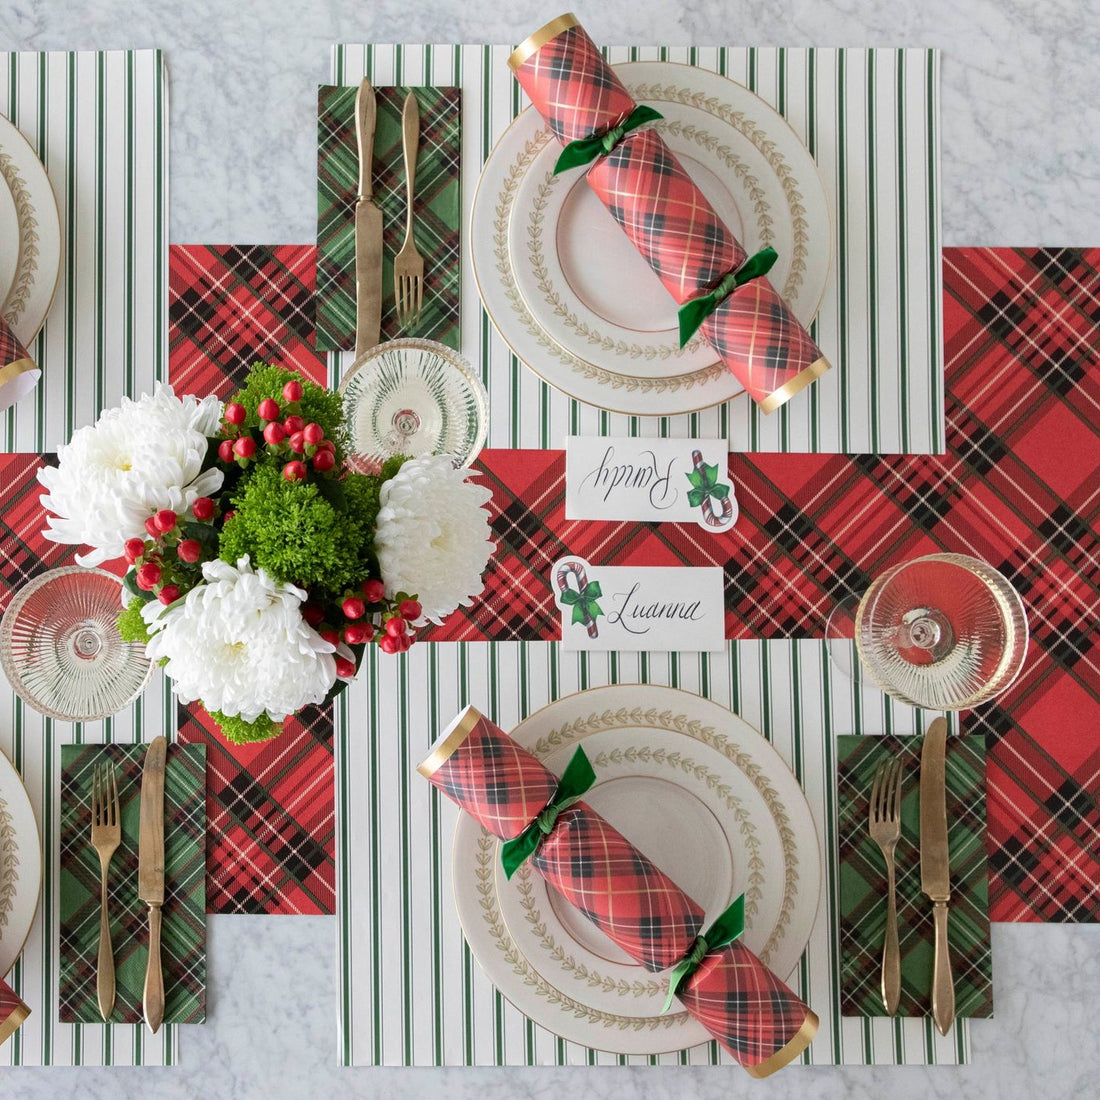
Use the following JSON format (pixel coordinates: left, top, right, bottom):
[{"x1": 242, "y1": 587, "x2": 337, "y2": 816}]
[
  {"x1": 555, "y1": 560, "x2": 603, "y2": 639},
  {"x1": 689, "y1": 449, "x2": 734, "y2": 528}
]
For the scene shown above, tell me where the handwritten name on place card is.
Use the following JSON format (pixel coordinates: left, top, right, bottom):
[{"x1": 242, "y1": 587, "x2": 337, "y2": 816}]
[
  {"x1": 565, "y1": 436, "x2": 738, "y2": 531},
  {"x1": 552, "y1": 556, "x2": 725, "y2": 653}
]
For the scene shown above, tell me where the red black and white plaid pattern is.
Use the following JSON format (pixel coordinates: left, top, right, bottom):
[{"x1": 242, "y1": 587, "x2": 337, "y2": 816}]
[
  {"x1": 424, "y1": 709, "x2": 559, "y2": 841},
  {"x1": 678, "y1": 939, "x2": 814, "y2": 1072},
  {"x1": 530, "y1": 801, "x2": 705, "y2": 973},
  {"x1": 511, "y1": 21, "x2": 636, "y2": 144},
  {"x1": 177, "y1": 702, "x2": 336, "y2": 915},
  {"x1": 168, "y1": 244, "x2": 327, "y2": 400},
  {"x1": 0, "y1": 316, "x2": 34, "y2": 374},
  {"x1": 589, "y1": 129, "x2": 745, "y2": 306},
  {"x1": 430, "y1": 247, "x2": 1100, "y2": 924},
  {"x1": 0, "y1": 978, "x2": 29, "y2": 1045}
]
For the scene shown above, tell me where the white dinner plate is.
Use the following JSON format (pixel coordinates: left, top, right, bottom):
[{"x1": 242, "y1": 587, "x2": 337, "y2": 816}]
[
  {"x1": 451, "y1": 684, "x2": 821, "y2": 1054},
  {"x1": 0, "y1": 113, "x2": 62, "y2": 345},
  {"x1": 470, "y1": 62, "x2": 831, "y2": 416},
  {"x1": 0, "y1": 747, "x2": 41, "y2": 977}
]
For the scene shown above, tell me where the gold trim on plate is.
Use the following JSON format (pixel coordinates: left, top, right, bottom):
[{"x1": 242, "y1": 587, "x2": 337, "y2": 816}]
[
  {"x1": 418, "y1": 704, "x2": 483, "y2": 779},
  {"x1": 508, "y1": 13, "x2": 578, "y2": 71},
  {"x1": 758, "y1": 355, "x2": 832, "y2": 415},
  {"x1": 744, "y1": 1008, "x2": 819, "y2": 1078}
]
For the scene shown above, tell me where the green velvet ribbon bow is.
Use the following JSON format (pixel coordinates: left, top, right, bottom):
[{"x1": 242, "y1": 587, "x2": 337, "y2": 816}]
[
  {"x1": 677, "y1": 246, "x2": 779, "y2": 347},
  {"x1": 559, "y1": 580, "x2": 604, "y2": 626},
  {"x1": 661, "y1": 893, "x2": 746, "y2": 1012},
  {"x1": 685, "y1": 461, "x2": 730, "y2": 510},
  {"x1": 500, "y1": 746, "x2": 597, "y2": 879},
  {"x1": 554, "y1": 104, "x2": 665, "y2": 175}
]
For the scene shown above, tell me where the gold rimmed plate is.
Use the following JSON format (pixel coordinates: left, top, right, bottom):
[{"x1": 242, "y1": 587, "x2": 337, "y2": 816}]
[
  {"x1": 0, "y1": 747, "x2": 41, "y2": 977},
  {"x1": 450, "y1": 684, "x2": 821, "y2": 1054}
]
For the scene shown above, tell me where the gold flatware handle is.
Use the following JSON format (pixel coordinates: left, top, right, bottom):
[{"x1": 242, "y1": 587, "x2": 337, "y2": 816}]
[
  {"x1": 143, "y1": 902, "x2": 164, "y2": 1034},
  {"x1": 931, "y1": 899, "x2": 955, "y2": 1035},
  {"x1": 401, "y1": 91, "x2": 419, "y2": 247},
  {"x1": 881, "y1": 860, "x2": 900, "y2": 1015},
  {"x1": 96, "y1": 865, "x2": 115, "y2": 1021},
  {"x1": 355, "y1": 79, "x2": 376, "y2": 200}
]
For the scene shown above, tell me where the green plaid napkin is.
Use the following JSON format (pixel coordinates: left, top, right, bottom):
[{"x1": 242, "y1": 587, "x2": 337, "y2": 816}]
[
  {"x1": 837, "y1": 734, "x2": 993, "y2": 1019},
  {"x1": 316, "y1": 84, "x2": 461, "y2": 351},
  {"x1": 59, "y1": 743, "x2": 206, "y2": 1024}
]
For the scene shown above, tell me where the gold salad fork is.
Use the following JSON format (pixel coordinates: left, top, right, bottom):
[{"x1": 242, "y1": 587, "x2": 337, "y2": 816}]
[
  {"x1": 90, "y1": 760, "x2": 121, "y2": 1020},
  {"x1": 869, "y1": 755, "x2": 903, "y2": 1015},
  {"x1": 393, "y1": 90, "x2": 424, "y2": 327}
]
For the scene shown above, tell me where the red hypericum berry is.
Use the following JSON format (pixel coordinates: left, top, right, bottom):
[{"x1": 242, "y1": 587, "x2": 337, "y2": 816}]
[
  {"x1": 379, "y1": 636, "x2": 398, "y2": 655},
  {"x1": 385, "y1": 617, "x2": 407, "y2": 638},
  {"x1": 223, "y1": 509, "x2": 235, "y2": 522},
  {"x1": 233, "y1": 436, "x2": 256, "y2": 459},
  {"x1": 342, "y1": 597, "x2": 366, "y2": 620},
  {"x1": 177, "y1": 538, "x2": 202, "y2": 563},
  {"x1": 124, "y1": 537, "x2": 146, "y2": 563},
  {"x1": 395, "y1": 633, "x2": 412, "y2": 652},
  {"x1": 154, "y1": 509, "x2": 178, "y2": 534},
  {"x1": 335, "y1": 655, "x2": 357, "y2": 678},
  {"x1": 263, "y1": 421, "x2": 286, "y2": 446},
  {"x1": 312, "y1": 449, "x2": 336, "y2": 472},
  {"x1": 344, "y1": 623, "x2": 374, "y2": 645},
  {"x1": 320, "y1": 439, "x2": 336, "y2": 453},
  {"x1": 282, "y1": 379, "x2": 303, "y2": 403},
  {"x1": 218, "y1": 439, "x2": 235, "y2": 462},
  {"x1": 303, "y1": 422, "x2": 324, "y2": 445},
  {"x1": 224, "y1": 401, "x2": 246, "y2": 425},
  {"x1": 362, "y1": 578, "x2": 385, "y2": 603},
  {"x1": 136, "y1": 562, "x2": 162, "y2": 590},
  {"x1": 283, "y1": 414, "x2": 305, "y2": 435},
  {"x1": 144, "y1": 516, "x2": 160, "y2": 537},
  {"x1": 319, "y1": 628, "x2": 339, "y2": 646},
  {"x1": 301, "y1": 603, "x2": 325, "y2": 627},
  {"x1": 398, "y1": 599, "x2": 422, "y2": 621},
  {"x1": 288, "y1": 431, "x2": 306, "y2": 454},
  {"x1": 191, "y1": 496, "x2": 215, "y2": 521},
  {"x1": 283, "y1": 460, "x2": 307, "y2": 482},
  {"x1": 257, "y1": 397, "x2": 280, "y2": 422},
  {"x1": 157, "y1": 584, "x2": 181, "y2": 605}
]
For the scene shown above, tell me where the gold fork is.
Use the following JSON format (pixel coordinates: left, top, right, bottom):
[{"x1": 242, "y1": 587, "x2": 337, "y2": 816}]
[
  {"x1": 869, "y1": 755, "x2": 903, "y2": 1015},
  {"x1": 90, "y1": 760, "x2": 121, "y2": 1021},
  {"x1": 393, "y1": 90, "x2": 424, "y2": 328}
]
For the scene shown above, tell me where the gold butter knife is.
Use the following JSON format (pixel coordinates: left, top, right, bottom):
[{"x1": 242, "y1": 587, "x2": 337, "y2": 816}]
[
  {"x1": 919, "y1": 717, "x2": 955, "y2": 1035},
  {"x1": 354, "y1": 78, "x2": 383, "y2": 357},
  {"x1": 138, "y1": 735, "x2": 167, "y2": 1034}
]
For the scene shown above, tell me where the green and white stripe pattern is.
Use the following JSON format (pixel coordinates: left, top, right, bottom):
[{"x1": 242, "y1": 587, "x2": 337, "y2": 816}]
[
  {"x1": 336, "y1": 640, "x2": 970, "y2": 1066},
  {"x1": 0, "y1": 50, "x2": 168, "y2": 453},
  {"x1": 332, "y1": 43, "x2": 941, "y2": 455},
  {"x1": 0, "y1": 49, "x2": 171, "y2": 1066}
]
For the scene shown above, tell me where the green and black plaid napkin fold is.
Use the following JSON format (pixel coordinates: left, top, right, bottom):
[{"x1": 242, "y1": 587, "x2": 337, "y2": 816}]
[
  {"x1": 59, "y1": 743, "x2": 206, "y2": 1024},
  {"x1": 316, "y1": 84, "x2": 461, "y2": 352},
  {"x1": 837, "y1": 733, "x2": 993, "y2": 1019}
]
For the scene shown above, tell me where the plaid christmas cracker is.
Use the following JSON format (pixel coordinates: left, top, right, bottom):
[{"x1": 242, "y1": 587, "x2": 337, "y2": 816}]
[
  {"x1": 0, "y1": 316, "x2": 37, "y2": 406},
  {"x1": 58, "y1": 743, "x2": 206, "y2": 1025},
  {"x1": 0, "y1": 978, "x2": 30, "y2": 1045},
  {"x1": 837, "y1": 734, "x2": 993, "y2": 1018},
  {"x1": 177, "y1": 703, "x2": 336, "y2": 916},
  {"x1": 430, "y1": 246, "x2": 1099, "y2": 924},
  {"x1": 316, "y1": 84, "x2": 461, "y2": 351},
  {"x1": 168, "y1": 244, "x2": 328, "y2": 399}
]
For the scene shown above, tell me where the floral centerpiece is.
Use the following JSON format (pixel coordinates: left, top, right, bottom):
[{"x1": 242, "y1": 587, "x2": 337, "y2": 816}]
[{"x1": 37, "y1": 364, "x2": 494, "y2": 743}]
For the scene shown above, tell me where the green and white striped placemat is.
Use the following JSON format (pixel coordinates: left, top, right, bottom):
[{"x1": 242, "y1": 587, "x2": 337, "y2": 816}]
[
  {"x1": 0, "y1": 49, "x2": 169, "y2": 454},
  {"x1": 331, "y1": 43, "x2": 942, "y2": 455},
  {"x1": 0, "y1": 48, "x2": 172, "y2": 1067},
  {"x1": 335, "y1": 639, "x2": 971, "y2": 1066}
]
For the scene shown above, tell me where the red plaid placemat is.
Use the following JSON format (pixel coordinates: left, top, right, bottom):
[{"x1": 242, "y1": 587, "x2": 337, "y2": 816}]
[
  {"x1": 430, "y1": 247, "x2": 1099, "y2": 924},
  {"x1": 169, "y1": 244, "x2": 335, "y2": 915}
]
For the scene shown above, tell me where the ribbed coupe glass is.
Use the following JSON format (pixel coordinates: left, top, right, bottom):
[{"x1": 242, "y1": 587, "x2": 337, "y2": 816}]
[{"x1": 0, "y1": 566, "x2": 153, "y2": 721}]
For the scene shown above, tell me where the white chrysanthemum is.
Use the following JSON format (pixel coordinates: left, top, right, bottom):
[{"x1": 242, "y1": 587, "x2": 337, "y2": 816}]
[
  {"x1": 141, "y1": 557, "x2": 337, "y2": 723},
  {"x1": 373, "y1": 455, "x2": 494, "y2": 623},
  {"x1": 38, "y1": 383, "x2": 224, "y2": 566}
]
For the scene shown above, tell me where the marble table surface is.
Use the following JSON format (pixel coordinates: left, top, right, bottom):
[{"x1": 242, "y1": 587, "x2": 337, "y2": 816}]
[{"x1": 2, "y1": 0, "x2": 1098, "y2": 1096}]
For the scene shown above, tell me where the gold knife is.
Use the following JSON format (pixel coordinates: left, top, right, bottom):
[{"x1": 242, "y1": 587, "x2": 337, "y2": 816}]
[
  {"x1": 919, "y1": 717, "x2": 955, "y2": 1035},
  {"x1": 354, "y1": 78, "x2": 383, "y2": 357},
  {"x1": 137, "y1": 735, "x2": 167, "y2": 1034}
]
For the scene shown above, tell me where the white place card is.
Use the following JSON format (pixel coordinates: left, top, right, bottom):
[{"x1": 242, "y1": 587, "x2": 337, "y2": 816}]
[
  {"x1": 565, "y1": 436, "x2": 738, "y2": 532},
  {"x1": 552, "y1": 556, "x2": 726, "y2": 652}
]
